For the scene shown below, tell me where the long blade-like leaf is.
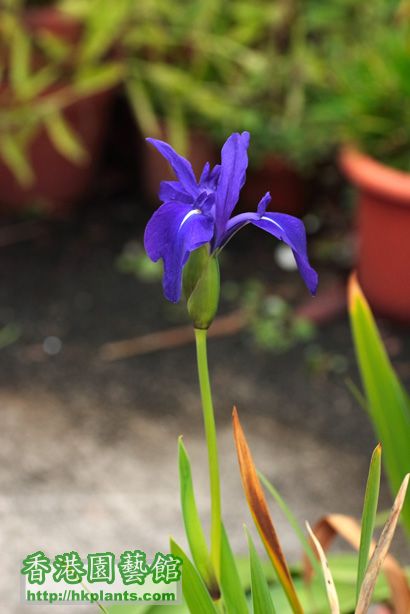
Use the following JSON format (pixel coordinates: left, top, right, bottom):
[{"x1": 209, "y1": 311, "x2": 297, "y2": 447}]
[
  {"x1": 348, "y1": 274, "x2": 410, "y2": 535},
  {"x1": 302, "y1": 514, "x2": 410, "y2": 614},
  {"x1": 45, "y1": 112, "x2": 88, "y2": 165},
  {"x1": 220, "y1": 524, "x2": 249, "y2": 614},
  {"x1": 306, "y1": 522, "x2": 340, "y2": 614},
  {"x1": 259, "y1": 471, "x2": 322, "y2": 578},
  {"x1": 232, "y1": 407, "x2": 303, "y2": 614},
  {"x1": 356, "y1": 443, "x2": 382, "y2": 602},
  {"x1": 356, "y1": 474, "x2": 410, "y2": 614},
  {"x1": 178, "y1": 437, "x2": 219, "y2": 599},
  {"x1": 246, "y1": 527, "x2": 276, "y2": 614},
  {"x1": 170, "y1": 538, "x2": 219, "y2": 614}
]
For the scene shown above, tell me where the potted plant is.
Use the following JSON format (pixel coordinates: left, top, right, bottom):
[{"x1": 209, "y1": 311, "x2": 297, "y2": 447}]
[
  {"x1": 328, "y1": 23, "x2": 410, "y2": 321},
  {"x1": 121, "y1": 3, "x2": 240, "y2": 201},
  {"x1": 0, "y1": 0, "x2": 130, "y2": 216},
  {"x1": 123, "y1": 2, "x2": 311, "y2": 212},
  {"x1": 124, "y1": 1, "x2": 398, "y2": 215}
]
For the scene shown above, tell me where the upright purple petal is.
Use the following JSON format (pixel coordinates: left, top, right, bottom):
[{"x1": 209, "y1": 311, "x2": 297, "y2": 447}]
[
  {"x1": 146, "y1": 138, "x2": 198, "y2": 198},
  {"x1": 159, "y1": 180, "x2": 193, "y2": 204},
  {"x1": 214, "y1": 132, "x2": 250, "y2": 244},
  {"x1": 200, "y1": 163, "x2": 221, "y2": 190},
  {"x1": 252, "y1": 212, "x2": 318, "y2": 294},
  {"x1": 257, "y1": 192, "x2": 272, "y2": 215},
  {"x1": 199, "y1": 162, "x2": 211, "y2": 184},
  {"x1": 144, "y1": 201, "x2": 213, "y2": 302}
]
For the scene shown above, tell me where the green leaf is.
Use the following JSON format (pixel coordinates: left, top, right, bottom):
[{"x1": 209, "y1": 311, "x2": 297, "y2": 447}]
[
  {"x1": 73, "y1": 63, "x2": 124, "y2": 96},
  {"x1": 356, "y1": 474, "x2": 410, "y2": 614},
  {"x1": 170, "y1": 539, "x2": 219, "y2": 614},
  {"x1": 233, "y1": 408, "x2": 303, "y2": 614},
  {"x1": 0, "y1": 323, "x2": 21, "y2": 349},
  {"x1": 220, "y1": 524, "x2": 249, "y2": 614},
  {"x1": 178, "y1": 438, "x2": 219, "y2": 598},
  {"x1": 0, "y1": 134, "x2": 34, "y2": 186},
  {"x1": 267, "y1": 554, "x2": 391, "y2": 614},
  {"x1": 164, "y1": 101, "x2": 188, "y2": 158},
  {"x1": 306, "y1": 522, "x2": 340, "y2": 614},
  {"x1": 78, "y1": 0, "x2": 133, "y2": 63},
  {"x1": 45, "y1": 112, "x2": 88, "y2": 164},
  {"x1": 258, "y1": 471, "x2": 322, "y2": 579},
  {"x1": 246, "y1": 528, "x2": 276, "y2": 614},
  {"x1": 356, "y1": 443, "x2": 382, "y2": 603},
  {"x1": 10, "y1": 25, "x2": 31, "y2": 97},
  {"x1": 36, "y1": 31, "x2": 72, "y2": 63},
  {"x1": 348, "y1": 274, "x2": 410, "y2": 536},
  {"x1": 20, "y1": 67, "x2": 59, "y2": 101},
  {"x1": 125, "y1": 77, "x2": 160, "y2": 137}
]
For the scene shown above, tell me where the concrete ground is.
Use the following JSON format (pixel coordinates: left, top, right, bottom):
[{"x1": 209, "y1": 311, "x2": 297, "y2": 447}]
[{"x1": 0, "y1": 198, "x2": 408, "y2": 613}]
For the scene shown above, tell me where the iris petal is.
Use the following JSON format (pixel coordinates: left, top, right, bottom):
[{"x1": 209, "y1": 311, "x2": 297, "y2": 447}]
[
  {"x1": 146, "y1": 138, "x2": 198, "y2": 197},
  {"x1": 200, "y1": 163, "x2": 221, "y2": 190},
  {"x1": 159, "y1": 180, "x2": 193, "y2": 204},
  {"x1": 214, "y1": 132, "x2": 250, "y2": 244},
  {"x1": 218, "y1": 192, "x2": 271, "y2": 248},
  {"x1": 252, "y1": 213, "x2": 318, "y2": 295},
  {"x1": 144, "y1": 201, "x2": 213, "y2": 302}
]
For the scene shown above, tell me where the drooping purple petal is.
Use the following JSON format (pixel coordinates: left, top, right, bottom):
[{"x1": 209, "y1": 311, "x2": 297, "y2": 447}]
[
  {"x1": 144, "y1": 201, "x2": 213, "y2": 302},
  {"x1": 146, "y1": 138, "x2": 198, "y2": 198},
  {"x1": 252, "y1": 212, "x2": 318, "y2": 294},
  {"x1": 218, "y1": 192, "x2": 271, "y2": 249},
  {"x1": 214, "y1": 132, "x2": 250, "y2": 244},
  {"x1": 159, "y1": 180, "x2": 193, "y2": 204}
]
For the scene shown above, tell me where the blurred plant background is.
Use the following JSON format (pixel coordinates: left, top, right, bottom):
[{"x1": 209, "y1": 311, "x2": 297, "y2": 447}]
[{"x1": 1, "y1": 0, "x2": 409, "y2": 184}]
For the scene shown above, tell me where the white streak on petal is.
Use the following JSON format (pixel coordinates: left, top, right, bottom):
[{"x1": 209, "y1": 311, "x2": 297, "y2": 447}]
[
  {"x1": 260, "y1": 216, "x2": 283, "y2": 231},
  {"x1": 179, "y1": 209, "x2": 201, "y2": 230}
]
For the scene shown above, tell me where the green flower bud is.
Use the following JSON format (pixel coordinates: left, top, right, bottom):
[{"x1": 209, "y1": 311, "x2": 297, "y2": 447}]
[{"x1": 183, "y1": 245, "x2": 220, "y2": 329}]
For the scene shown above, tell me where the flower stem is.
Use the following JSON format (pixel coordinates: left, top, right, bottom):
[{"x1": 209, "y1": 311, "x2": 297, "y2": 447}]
[{"x1": 194, "y1": 327, "x2": 221, "y2": 580}]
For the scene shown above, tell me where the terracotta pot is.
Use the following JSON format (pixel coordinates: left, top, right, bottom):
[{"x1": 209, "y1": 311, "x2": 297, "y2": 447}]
[
  {"x1": 340, "y1": 147, "x2": 410, "y2": 322},
  {"x1": 142, "y1": 126, "x2": 217, "y2": 202},
  {"x1": 0, "y1": 7, "x2": 83, "y2": 73},
  {"x1": 0, "y1": 88, "x2": 114, "y2": 216},
  {"x1": 0, "y1": 7, "x2": 117, "y2": 217},
  {"x1": 240, "y1": 155, "x2": 306, "y2": 215},
  {"x1": 24, "y1": 6, "x2": 82, "y2": 43}
]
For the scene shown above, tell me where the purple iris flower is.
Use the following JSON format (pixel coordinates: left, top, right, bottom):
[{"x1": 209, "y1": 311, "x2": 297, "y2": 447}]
[{"x1": 144, "y1": 131, "x2": 318, "y2": 303}]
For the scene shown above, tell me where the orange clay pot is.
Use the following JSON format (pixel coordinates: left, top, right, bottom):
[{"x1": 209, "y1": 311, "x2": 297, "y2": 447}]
[
  {"x1": 0, "y1": 8, "x2": 115, "y2": 217},
  {"x1": 24, "y1": 6, "x2": 82, "y2": 45},
  {"x1": 239, "y1": 155, "x2": 306, "y2": 215},
  {"x1": 0, "y1": 88, "x2": 114, "y2": 217},
  {"x1": 340, "y1": 147, "x2": 410, "y2": 322}
]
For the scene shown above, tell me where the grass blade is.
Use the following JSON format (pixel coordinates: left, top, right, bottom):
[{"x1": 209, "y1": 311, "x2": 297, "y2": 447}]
[
  {"x1": 45, "y1": 112, "x2": 88, "y2": 165},
  {"x1": 170, "y1": 538, "x2": 219, "y2": 614},
  {"x1": 306, "y1": 522, "x2": 340, "y2": 614},
  {"x1": 258, "y1": 471, "x2": 322, "y2": 578},
  {"x1": 303, "y1": 514, "x2": 410, "y2": 614},
  {"x1": 356, "y1": 474, "x2": 410, "y2": 614},
  {"x1": 356, "y1": 443, "x2": 382, "y2": 603},
  {"x1": 178, "y1": 437, "x2": 219, "y2": 599},
  {"x1": 232, "y1": 407, "x2": 303, "y2": 614},
  {"x1": 348, "y1": 274, "x2": 410, "y2": 535},
  {"x1": 246, "y1": 527, "x2": 276, "y2": 614},
  {"x1": 220, "y1": 524, "x2": 249, "y2": 614}
]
